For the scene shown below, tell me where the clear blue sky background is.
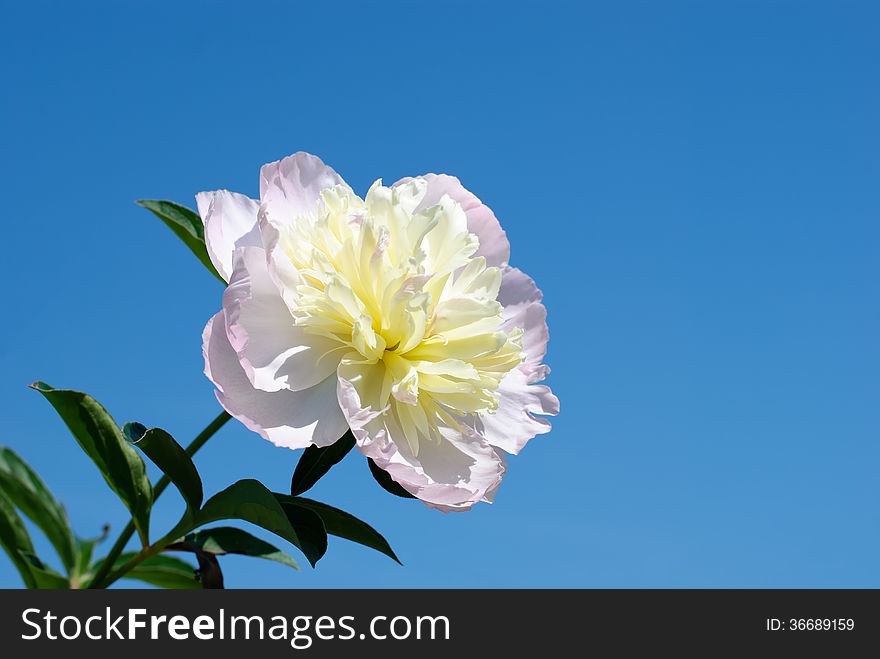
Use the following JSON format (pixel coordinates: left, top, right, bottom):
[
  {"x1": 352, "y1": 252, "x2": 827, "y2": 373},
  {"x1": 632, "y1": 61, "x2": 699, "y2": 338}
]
[{"x1": 1, "y1": 1, "x2": 878, "y2": 588}]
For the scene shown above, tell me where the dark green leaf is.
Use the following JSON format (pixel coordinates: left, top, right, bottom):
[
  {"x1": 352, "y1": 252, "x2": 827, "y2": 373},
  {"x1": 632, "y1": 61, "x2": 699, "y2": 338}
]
[
  {"x1": 270, "y1": 502, "x2": 327, "y2": 568},
  {"x1": 0, "y1": 492, "x2": 37, "y2": 588},
  {"x1": 178, "y1": 527, "x2": 298, "y2": 570},
  {"x1": 136, "y1": 199, "x2": 224, "y2": 282},
  {"x1": 0, "y1": 446, "x2": 76, "y2": 572},
  {"x1": 29, "y1": 382, "x2": 153, "y2": 545},
  {"x1": 195, "y1": 479, "x2": 327, "y2": 567},
  {"x1": 368, "y1": 458, "x2": 416, "y2": 499},
  {"x1": 71, "y1": 526, "x2": 110, "y2": 587},
  {"x1": 124, "y1": 423, "x2": 203, "y2": 521},
  {"x1": 119, "y1": 553, "x2": 201, "y2": 589},
  {"x1": 19, "y1": 552, "x2": 69, "y2": 589},
  {"x1": 290, "y1": 430, "x2": 355, "y2": 496},
  {"x1": 280, "y1": 495, "x2": 400, "y2": 564}
]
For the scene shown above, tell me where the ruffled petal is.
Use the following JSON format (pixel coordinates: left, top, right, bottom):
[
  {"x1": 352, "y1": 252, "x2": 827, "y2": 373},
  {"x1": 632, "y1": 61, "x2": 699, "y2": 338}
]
[
  {"x1": 195, "y1": 190, "x2": 261, "y2": 282},
  {"x1": 259, "y1": 152, "x2": 350, "y2": 227},
  {"x1": 476, "y1": 266, "x2": 559, "y2": 454},
  {"x1": 223, "y1": 246, "x2": 346, "y2": 393},
  {"x1": 394, "y1": 174, "x2": 510, "y2": 267},
  {"x1": 203, "y1": 311, "x2": 348, "y2": 448},
  {"x1": 257, "y1": 211, "x2": 307, "y2": 311},
  {"x1": 337, "y1": 363, "x2": 505, "y2": 512},
  {"x1": 472, "y1": 369, "x2": 559, "y2": 454},
  {"x1": 498, "y1": 266, "x2": 550, "y2": 380}
]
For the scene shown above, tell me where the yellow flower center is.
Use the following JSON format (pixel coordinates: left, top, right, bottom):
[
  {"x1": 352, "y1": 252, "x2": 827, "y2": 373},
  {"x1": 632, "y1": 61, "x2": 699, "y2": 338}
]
[{"x1": 275, "y1": 179, "x2": 524, "y2": 455}]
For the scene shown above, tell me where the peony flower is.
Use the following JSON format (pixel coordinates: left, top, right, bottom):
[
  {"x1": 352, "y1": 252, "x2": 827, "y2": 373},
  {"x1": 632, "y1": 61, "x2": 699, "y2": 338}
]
[{"x1": 200, "y1": 152, "x2": 559, "y2": 511}]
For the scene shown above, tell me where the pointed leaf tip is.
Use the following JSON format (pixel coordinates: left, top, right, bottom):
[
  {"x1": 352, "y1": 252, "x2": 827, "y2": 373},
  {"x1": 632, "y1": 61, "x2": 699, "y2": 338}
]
[
  {"x1": 136, "y1": 199, "x2": 224, "y2": 282},
  {"x1": 276, "y1": 494, "x2": 401, "y2": 565},
  {"x1": 368, "y1": 459, "x2": 417, "y2": 499},
  {"x1": 290, "y1": 430, "x2": 356, "y2": 496},
  {"x1": 194, "y1": 479, "x2": 327, "y2": 568},
  {"x1": 31, "y1": 384, "x2": 152, "y2": 546}
]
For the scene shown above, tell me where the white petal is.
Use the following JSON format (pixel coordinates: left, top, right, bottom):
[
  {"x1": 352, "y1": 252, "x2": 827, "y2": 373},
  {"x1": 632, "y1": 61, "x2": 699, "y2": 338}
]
[
  {"x1": 259, "y1": 152, "x2": 350, "y2": 226},
  {"x1": 472, "y1": 368, "x2": 559, "y2": 454},
  {"x1": 498, "y1": 266, "x2": 550, "y2": 380},
  {"x1": 223, "y1": 246, "x2": 346, "y2": 393},
  {"x1": 257, "y1": 212, "x2": 304, "y2": 310},
  {"x1": 394, "y1": 174, "x2": 510, "y2": 267},
  {"x1": 470, "y1": 266, "x2": 558, "y2": 454},
  {"x1": 195, "y1": 190, "x2": 261, "y2": 282},
  {"x1": 203, "y1": 312, "x2": 348, "y2": 448},
  {"x1": 337, "y1": 368, "x2": 505, "y2": 511}
]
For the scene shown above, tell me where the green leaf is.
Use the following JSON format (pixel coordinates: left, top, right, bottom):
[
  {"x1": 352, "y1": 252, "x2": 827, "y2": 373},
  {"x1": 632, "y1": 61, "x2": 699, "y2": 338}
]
[
  {"x1": 368, "y1": 458, "x2": 416, "y2": 499},
  {"x1": 70, "y1": 526, "x2": 110, "y2": 588},
  {"x1": 276, "y1": 502, "x2": 328, "y2": 567},
  {"x1": 29, "y1": 382, "x2": 153, "y2": 546},
  {"x1": 0, "y1": 491, "x2": 37, "y2": 588},
  {"x1": 179, "y1": 527, "x2": 299, "y2": 571},
  {"x1": 195, "y1": 479, "x2": 327, "y2": 567},
  {"x1": 19, "y1": 552, "x2": 69, "y2": 589},
  {"x1": 124, "y1": 423, "x2": 203, "y2": 525},
  {"x1": 280, "y1": 495, "x2": 400, "y2": 564},
  {"x1": 290, "y1": 430, "x2": 355, "y2": 496},
  {"x1": 117, "y1": 553, "x2": 202, "y2": 589},
  {"x1": 136, "y1": 199, "x2": 224, "y2": 283},
  {"x1": 0, "y1": 446, "x2": 77, "y2": 572}
]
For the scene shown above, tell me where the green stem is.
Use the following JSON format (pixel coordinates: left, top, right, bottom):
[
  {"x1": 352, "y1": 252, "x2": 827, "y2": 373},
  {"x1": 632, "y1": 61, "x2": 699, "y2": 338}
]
[
  {"x1": 88, "y1": 410, "x2": 231, "y2": 588},
  {"x1": 100, "y1": 532, "x2": 177, "y2": 587}
]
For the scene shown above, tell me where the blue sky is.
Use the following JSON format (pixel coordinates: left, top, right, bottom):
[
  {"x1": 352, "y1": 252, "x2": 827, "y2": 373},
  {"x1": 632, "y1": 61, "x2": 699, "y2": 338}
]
[{"x1": 1, "y1": 1, "x2": 878, "y2": 587}]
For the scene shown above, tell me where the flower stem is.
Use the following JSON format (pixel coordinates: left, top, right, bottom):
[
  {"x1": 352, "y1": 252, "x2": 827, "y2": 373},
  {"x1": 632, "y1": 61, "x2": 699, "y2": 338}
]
[
  {"x1": 88, "y1": 410, "x2": 231, "y2": 589},
  {"x1": 99, "y1": 532, "x2": 176, "y2": 588}
]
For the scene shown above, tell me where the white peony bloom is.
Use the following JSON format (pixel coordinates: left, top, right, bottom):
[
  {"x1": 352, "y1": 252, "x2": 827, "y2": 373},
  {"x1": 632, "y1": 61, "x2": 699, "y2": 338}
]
[{"x1": 200, "y1": 153, "x2": 558, "y2": 511}]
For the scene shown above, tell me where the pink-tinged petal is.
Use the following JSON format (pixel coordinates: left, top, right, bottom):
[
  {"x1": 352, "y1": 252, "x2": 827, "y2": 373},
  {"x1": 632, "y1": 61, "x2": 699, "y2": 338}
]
[
  {"x1": 498, "y1": 266, "x2": 550, "y2": 381},
  {"x1": 195, "y1": 190, "x2": 261, "y2": 282},
  {"x1": 259, "y1": 152, "x2": 350, "y2": 226},
  {"x1": 257, "y1": 211, "x2": 306, "y2": 311},
  {"x1": 472, "y1": 369, "x2": 559, "y2": 455},
  {"x1": 223, "y1": 246, "x2": 346, "y2": 393},
  {"x1": 337, "y1": 367, "x2": 505, "y2": 512},
  {"x1": 394, "y1": 174, "x2": 510, "y2": 267},
  {"x1": 476, "y1": 266, "x2": 559, "y2": 454},
  {"x1": 365, "y1": 418, "x2": 506, "y2": 513},
  {"x1": 203, "y1": 312, "x2": 348, "y2": 448}
]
